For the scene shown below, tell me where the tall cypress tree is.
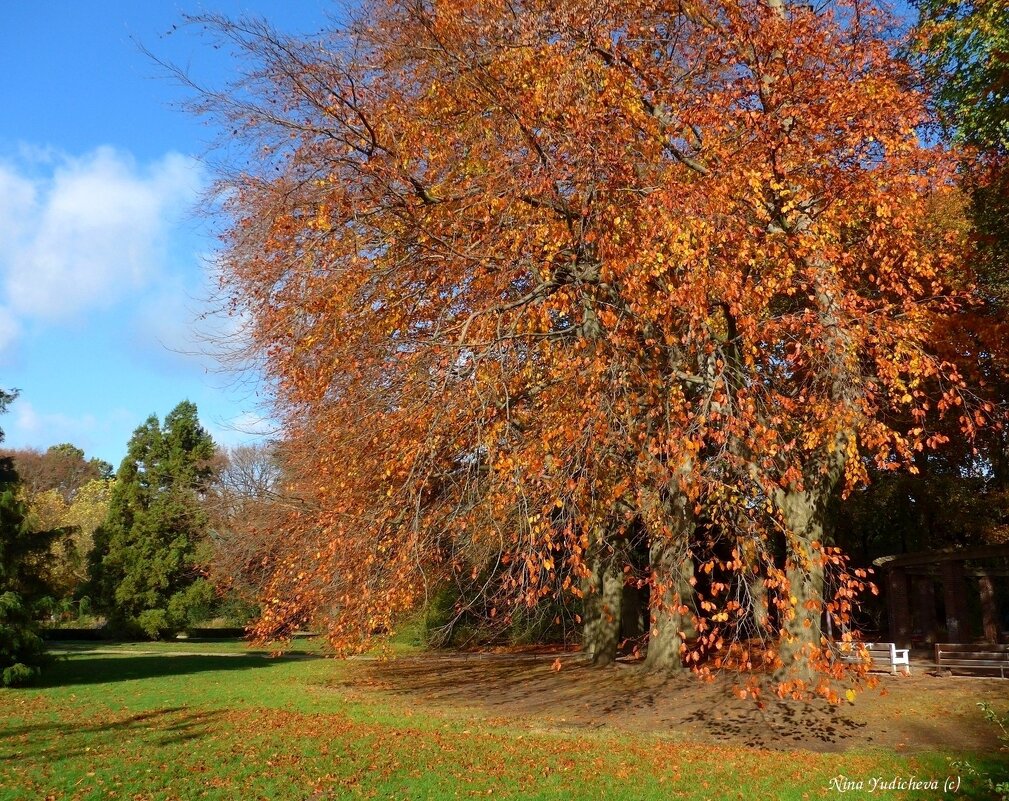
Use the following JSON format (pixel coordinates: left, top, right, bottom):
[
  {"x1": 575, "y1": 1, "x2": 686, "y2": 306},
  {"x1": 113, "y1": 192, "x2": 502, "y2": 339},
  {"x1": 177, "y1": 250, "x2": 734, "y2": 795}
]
[{"x1": 90, "y1": 401, "x2": 218, "y2": 638}]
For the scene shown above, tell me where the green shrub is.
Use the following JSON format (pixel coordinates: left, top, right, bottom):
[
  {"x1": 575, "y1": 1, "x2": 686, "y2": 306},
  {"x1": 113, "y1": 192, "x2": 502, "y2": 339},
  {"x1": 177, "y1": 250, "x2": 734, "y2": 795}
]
[{"x1": 951, "y1": 702, "x2": 1009, "y2": 800}]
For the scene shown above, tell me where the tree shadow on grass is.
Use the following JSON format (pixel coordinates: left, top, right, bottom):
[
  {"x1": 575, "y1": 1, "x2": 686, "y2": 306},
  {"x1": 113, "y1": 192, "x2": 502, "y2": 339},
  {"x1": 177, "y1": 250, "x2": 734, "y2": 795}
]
[
  {"x1": 0, "y1": 706, "x2": 227, "y2": 764},
  {"x1": 39, "y1": 653, "x2": 293, "y2": 688}
]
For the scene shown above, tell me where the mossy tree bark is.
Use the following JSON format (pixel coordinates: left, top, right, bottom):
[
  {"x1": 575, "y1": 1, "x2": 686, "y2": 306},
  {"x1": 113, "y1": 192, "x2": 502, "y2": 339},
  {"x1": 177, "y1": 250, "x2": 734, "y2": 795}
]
[
  {"x1": 773, "y1": 466, "x2": 842, "y2": 679},
  {"x1": 748, "y1": 570, "x2": 769, "y2": 634},
  {"x1": 582, "y1": 527, "x2": 628, "y2": 667},
  {"x1": 643, "y1": 483, "x2": 695, "y2": 673},
  {"x1": 643, "y1": 537, "x2": 694, "y2": 673}
]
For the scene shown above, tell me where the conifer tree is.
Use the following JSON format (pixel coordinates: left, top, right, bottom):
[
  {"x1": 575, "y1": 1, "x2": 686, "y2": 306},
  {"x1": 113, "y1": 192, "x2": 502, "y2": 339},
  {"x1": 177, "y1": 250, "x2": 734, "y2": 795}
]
[
  {"x1": 0, "y1": 390, "x2": 59, "y2": 685},
  {"x1": 91, "y1": 401, "x2": 217, "y2": 638}
]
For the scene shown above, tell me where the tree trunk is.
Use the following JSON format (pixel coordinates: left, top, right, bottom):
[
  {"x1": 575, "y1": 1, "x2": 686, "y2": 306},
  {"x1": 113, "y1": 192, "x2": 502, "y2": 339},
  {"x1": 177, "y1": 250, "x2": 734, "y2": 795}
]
[
  {"x1": 775, "y1": 487, "x2": 827, "y2": 678},
  {"x1": 643, "y1": 537, "x2": 693, "y2": 672},
  {"x1": 582, "y1": 531, "x2": 626, "y2": 667},
  {"x1": 642, "y1": 478, "x2": 695, "y2": 673},
  {"x1": 748, "y1": 571, "x2": 769, "y2": 634}
]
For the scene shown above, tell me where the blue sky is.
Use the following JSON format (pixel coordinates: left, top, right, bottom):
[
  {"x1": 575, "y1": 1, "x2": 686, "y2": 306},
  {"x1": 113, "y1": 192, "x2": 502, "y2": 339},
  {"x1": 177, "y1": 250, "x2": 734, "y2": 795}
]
[{"x1": 0, "y1": 2, "x2": 337, "y2": 467}]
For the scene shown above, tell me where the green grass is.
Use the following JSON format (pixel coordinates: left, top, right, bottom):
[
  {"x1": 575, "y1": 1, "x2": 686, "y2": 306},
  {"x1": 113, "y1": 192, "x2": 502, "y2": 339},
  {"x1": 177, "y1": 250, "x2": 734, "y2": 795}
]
[
  {"x1": 0, "y1": 643, "x2": 1003, "y2": 800},
  {"x1": 46, "y1": 636, "x2": 324, "y2": 657}
]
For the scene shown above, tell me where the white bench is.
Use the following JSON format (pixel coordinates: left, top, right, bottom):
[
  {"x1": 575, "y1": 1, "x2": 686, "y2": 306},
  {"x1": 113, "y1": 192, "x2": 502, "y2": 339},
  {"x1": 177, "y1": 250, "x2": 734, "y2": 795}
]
[{"x1": 838, "y1": 642, "x2": 910, "y2": 675}]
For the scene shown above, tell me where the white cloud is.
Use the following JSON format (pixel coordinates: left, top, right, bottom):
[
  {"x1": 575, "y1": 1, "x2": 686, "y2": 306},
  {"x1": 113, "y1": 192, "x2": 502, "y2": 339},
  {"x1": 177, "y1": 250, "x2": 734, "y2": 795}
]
[
  {"x1": 0, "y1": 146, "x2": 204, "y2": 329},
  {"x1": 0, "y1": 167, "x2": 37, "y2": 250},
  {"x1": 130, "y1": 272, "x2": 206, "y2": 365},
  {"x1": 123, "y1": 245, "x2": 265, "y2": 379},
  {"x1": 229, "y1": 411, "x2": 276, "y2": 436},
  {"x1": 205, "y1": 410, "x2": 279, "y2": 449},
  {"x1": 0, "y1": 308, "x2": 20, "y2": 354},
  {"x1": 9, "y1": 400, "x2": 99, "y2": 446},
  {"x1": 1, "y1": 401, "x2": 136, "y2": 464}
]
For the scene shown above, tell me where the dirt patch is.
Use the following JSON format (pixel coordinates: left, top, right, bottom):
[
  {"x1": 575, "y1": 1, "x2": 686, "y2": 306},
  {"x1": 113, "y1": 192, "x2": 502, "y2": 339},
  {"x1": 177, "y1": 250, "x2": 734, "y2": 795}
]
[{"x1": 342, "y1": 651, "x2": 1006, "y2": 754}]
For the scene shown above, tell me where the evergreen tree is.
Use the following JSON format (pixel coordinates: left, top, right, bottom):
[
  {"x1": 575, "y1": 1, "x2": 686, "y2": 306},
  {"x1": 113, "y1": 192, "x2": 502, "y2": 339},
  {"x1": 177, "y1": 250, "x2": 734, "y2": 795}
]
[
  {"x1": 90, "y1": 401, "x2": 218, "y2": 638},
  {"x1": 0, "y1": 389, "x2": 60, "y2": 686},
  {"x1": 0, "y1": 459, "x2": 59, "y2": 685}
]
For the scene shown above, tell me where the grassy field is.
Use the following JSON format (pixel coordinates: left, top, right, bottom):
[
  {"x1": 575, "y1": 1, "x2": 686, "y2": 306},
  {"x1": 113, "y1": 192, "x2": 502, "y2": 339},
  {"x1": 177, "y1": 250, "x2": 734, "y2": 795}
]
[{"x1": 1, "y1": 641, "x2": 1005, "y2": 800}]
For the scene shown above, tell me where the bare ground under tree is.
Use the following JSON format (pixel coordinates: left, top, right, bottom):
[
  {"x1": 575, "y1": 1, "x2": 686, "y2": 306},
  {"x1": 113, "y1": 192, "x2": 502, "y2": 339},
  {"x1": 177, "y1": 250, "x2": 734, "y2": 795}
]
[{"x1": 337, "y1": 650, "x2": 1005, "y2": 754}]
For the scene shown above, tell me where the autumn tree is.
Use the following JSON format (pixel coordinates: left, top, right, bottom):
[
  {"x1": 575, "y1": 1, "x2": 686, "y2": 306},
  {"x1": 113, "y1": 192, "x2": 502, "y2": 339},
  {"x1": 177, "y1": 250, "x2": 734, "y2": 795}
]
[
  {"x1": 195, "y1": 0, "x2": 977, "y2": 694},
  {"x1": 915, "y1": 0, "x2": 1007, "y2": 321},
  {"x1": 917, "y1": 0, "x2": 1007, "y2": 137},
  {"x1": 3, "y1": 444, "x2": 114, "y2": 602},
  {"x1": 203, "y1": 442, "x2": 286, "y2": 607},
  {"x1": 89, "y1": 401, "x2": 218, "y2": 638},
  {"x1": 3, "y1": 444, "x2": 113, "y2": 502},
  {"x1": 890, "y1": 0, "x2": 1009, "y2": 561}
]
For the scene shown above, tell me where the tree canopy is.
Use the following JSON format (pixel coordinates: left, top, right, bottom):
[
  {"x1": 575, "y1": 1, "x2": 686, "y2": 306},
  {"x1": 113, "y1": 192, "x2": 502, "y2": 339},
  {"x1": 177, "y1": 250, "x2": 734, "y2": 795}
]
[
  {"x1": 916, "y1": 0, "x2": 1008, "y2": 303},
  {"x1": 2, "y1": 443, "x2": 114, "y2": 601},
  {"x1": 916, "y1": 0, "x2": 1008, "y2": 153},
  {"x1": 196, "y1": 0, "x2": 987, "y2": 697}
]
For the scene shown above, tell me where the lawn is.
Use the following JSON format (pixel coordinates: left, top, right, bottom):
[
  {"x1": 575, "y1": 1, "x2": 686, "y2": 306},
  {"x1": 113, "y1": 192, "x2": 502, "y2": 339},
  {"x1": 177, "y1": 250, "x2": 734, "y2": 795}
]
[{"x1": 0, "y1": 642, "x2": 1005, "y2": 800}]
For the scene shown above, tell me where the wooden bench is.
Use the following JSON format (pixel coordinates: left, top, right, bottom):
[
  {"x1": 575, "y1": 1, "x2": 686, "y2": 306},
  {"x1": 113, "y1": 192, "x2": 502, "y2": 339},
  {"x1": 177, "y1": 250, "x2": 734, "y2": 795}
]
[
  {"x1": 838, "y1": 642, "x2": 910, "y2": 675},
  {"x1": 934, "y1": 643, "x2": 1009, "y2": 678}
]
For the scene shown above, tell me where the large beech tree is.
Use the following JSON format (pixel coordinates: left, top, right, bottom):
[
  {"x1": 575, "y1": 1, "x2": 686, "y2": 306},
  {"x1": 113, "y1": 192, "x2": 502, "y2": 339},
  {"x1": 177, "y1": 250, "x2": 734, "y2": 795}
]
[{"x1": 202, "y1": 0, "x2": 979, "y2": 695}]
